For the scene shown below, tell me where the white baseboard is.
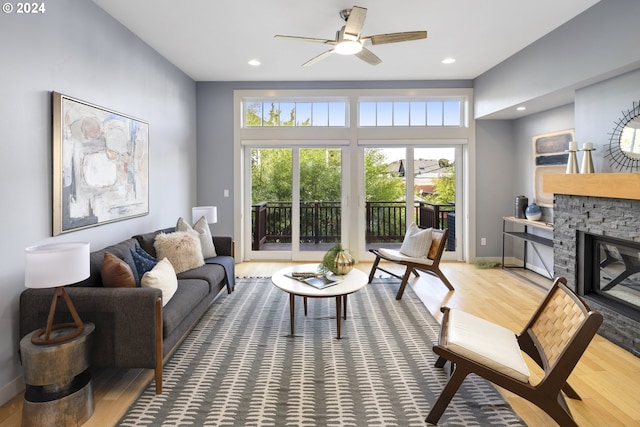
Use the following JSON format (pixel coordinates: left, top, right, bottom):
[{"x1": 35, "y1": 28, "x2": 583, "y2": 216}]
[{"x1": 0, "y1": 374, "x2": 24, "y2": 407}]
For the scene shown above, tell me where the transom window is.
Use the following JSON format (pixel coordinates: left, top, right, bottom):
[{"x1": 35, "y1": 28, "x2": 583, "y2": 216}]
[
  {"x1": 359, "y1": 100, "x2": 462, "y2": 127},
  {"x1": 244, "y1": 99, "x2": 347, "y2": 127}
]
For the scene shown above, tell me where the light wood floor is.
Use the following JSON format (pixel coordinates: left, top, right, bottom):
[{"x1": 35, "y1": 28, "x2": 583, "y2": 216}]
[{"x1": 1, "y1": 261, "x2": 639, "y2": 426}]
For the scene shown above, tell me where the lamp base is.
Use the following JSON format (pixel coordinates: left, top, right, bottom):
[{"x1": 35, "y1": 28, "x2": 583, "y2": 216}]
[
  {"x1": 31, "y1": 287, "x2": 84, "y2": 345},
  {"x1": 31, "y1": 323, "x2": 84, "y2": 345}
]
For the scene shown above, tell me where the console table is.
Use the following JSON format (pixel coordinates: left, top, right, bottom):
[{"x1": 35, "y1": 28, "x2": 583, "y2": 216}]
[{"x1": 501, "y1": 216, "x2": 553, "y2": 286}]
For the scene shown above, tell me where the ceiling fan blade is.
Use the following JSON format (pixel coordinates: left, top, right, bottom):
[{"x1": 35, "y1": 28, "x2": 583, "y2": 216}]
[
  {"x1": 343, "y1": 6, "x2": 367, "y2": 40},
  {"x1": 274, "y1": 35, "x2": 336, "y2": 45},
  {"x1": 355, "y1": 47, "x2": 382, "y2": 65},
  {"x1": 302, "y1": 49, "x2": 335, "y2": 67},
  {"x1": 362, "y1": 31, "x2": 427, "y2": 45}
]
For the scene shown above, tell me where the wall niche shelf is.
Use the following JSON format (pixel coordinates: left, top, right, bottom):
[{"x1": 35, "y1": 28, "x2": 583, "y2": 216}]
[{"x1": 543, "y1": 173, "x2": 640, "y2": 200}]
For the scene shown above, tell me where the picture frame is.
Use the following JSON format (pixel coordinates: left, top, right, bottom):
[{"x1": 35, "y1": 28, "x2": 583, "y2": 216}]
[
  {"x1": 532, "y1": 129, "x2": 574, "y2": 208},
  {"x1": 52, "y1": 92, "x2": 149, "y2": 235}
]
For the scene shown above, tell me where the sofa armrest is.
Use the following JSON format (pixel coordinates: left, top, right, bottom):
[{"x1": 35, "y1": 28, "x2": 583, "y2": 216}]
[
  {"x1": 20, "y1": 287, "x2": 162, "y2": 369},
  {"x1": 212, "y1": 236, "x2": 234, "y2": 257}
]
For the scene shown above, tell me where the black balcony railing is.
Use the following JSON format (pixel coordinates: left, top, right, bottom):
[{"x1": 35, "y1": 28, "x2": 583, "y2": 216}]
[{"x1": 252, "y1": 200, "x2": 454, "y2": 251}]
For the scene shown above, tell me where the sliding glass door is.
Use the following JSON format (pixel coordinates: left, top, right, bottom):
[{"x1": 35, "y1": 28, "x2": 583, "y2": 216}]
[
  {"x1": 362, "y1": 146, "x2": 460, "y2": 261},
  {"x1": 246, "y1": 146, "x2": 343, "y2": 260}
]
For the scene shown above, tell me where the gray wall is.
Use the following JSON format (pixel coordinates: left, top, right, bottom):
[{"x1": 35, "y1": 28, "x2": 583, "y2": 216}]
[
  {"x1": 575, "y1": 68, "x2": 640, "y2": 173},
  {"x1": 0, "y1": 0, "x2": 196, "y2": 403},
  {"x1": 474, "y1": 120, "x2": 515, "y2": 258},
  {"x1": 474, "y1": 0, "x2": 640, "y2": 119},
  {"x1": 472, "y1": 0, "x2": 640, "y2": 260},
  {"x1": 476, "y1": 67, "x2": 640, "y2": 264}
]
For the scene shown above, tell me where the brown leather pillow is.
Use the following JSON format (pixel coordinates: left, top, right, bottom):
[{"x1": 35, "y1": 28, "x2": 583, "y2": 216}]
[{"x1": 101, "y1": 252, "x2": 136, "y2": 288}]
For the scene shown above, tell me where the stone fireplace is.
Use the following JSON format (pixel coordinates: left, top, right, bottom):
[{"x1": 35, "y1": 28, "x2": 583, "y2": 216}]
[{"x1": 553, "y1": 193, "x2": 640, "y2": 357}]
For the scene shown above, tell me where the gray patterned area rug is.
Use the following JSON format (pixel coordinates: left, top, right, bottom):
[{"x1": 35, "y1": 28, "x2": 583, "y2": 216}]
[{"x1": 118, "y1": 277, "x2": 525, "y2": 426}]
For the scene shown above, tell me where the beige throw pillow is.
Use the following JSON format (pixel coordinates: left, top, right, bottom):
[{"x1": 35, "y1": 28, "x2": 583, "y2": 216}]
[
  {"x1": 141, "y1": 257, "x2": 178, "y2": 307},
  {"x1": 154, "y1": 231, "x2": 205, "y2": 274},
  {"x1": 176, "y1": 217, "x2": 217, "y2": 259},
  {"x1": 399, "y1": 223, "x2": 433, "y2": 258}
]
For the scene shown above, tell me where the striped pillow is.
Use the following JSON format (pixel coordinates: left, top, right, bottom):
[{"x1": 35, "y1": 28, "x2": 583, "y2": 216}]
[{"x1": 399, "y1": 223, "x2": 433, "y2": 258}]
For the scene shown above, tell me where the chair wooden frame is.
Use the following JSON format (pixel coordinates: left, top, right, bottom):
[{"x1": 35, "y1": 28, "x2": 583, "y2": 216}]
[
  {"x1": 426, "y1": 277, "x2": 603, "y2": 427},
  {"x1": 368, "y1": 228, "x2": 454, "y2": 300}
]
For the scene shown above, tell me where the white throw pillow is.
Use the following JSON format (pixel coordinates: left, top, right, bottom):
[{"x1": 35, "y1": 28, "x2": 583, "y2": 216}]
[
  {"x1": 154, "y1": 231, "x2": 205, "y2": 274},
  {"x1": 399, "y1": 222, "x2": 433, "y2": 258},
  {"x1": 176, "y1": 216, "x2": 217, "y2": 259},
  {"x1": 141, "y1": 258, "x2": 178, "y2": 307}
]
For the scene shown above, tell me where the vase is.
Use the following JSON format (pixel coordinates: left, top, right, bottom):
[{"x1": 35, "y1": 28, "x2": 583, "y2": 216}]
[
  {"x1": 525, "y1": 203, "x2": 542, "y2": 221},
  {"x1": 332, "y1": 249, "x2": 355, "y2": 275},
  {"x1": 514, "y1": 195, "x2": 528, "y2": 219}
]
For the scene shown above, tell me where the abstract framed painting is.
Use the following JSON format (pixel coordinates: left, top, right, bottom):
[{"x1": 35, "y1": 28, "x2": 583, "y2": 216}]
[
  {"x1": 52, "y1": 92, "x2": 149, "y2": 235},
  {"x1": 532, "y1": 129, "x2": 574, "y2": 208}
]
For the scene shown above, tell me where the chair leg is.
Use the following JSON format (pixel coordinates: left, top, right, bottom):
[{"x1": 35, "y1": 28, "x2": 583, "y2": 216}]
[
  {"x1": 536, "y1": 393, "x2": 578, "y2": 427},
  {"x1": 368, "y1": 255, "x2": 381, "y2": 283},
  {"x1": 425, "y1": 366, "x2": 469, "y2": 424},
  {"x1": 562, "y1": 382, "x2": 581, "y2": 400},
  {"x1": 396, "y1": 267, "x2": 413, "y2": 300},
  {"x1": 434, "y1": 356, "x2": 447, "y2": 368},
  {"x1": 434, "y1": 267, "x2": 454, "y2": 291}
]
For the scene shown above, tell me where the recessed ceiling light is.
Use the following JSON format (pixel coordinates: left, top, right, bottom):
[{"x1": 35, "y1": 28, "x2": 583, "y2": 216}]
[
  {"x1": 441, "y1": 58, "x2": 456, "y2": 64},
  {"x1": 248, "y1": 59, "x2": 261, "y2": 66},
  {"x1": 516, "y1": 106, "x2": 526, "y2": 111}
]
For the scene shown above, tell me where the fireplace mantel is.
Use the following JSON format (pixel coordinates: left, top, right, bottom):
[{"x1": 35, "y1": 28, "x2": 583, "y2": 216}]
[{"x1": 543, "y1": 173, "x2": 640, "y2": 200}]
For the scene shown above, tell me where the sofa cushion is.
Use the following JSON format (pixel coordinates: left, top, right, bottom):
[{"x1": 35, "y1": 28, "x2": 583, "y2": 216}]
[
  {"x1": 133, "y1": 228, "x2": 174, "y2": 258},
  {"x1": 176, "y1": 217, "x2": 217, "y2": 258},
  {"x1": 177, "y1": 263, "x2": 226, "y2": 293},
  {"x1": 154, "y1": 231, "x2": 205, "y2": 274},
  {"x1": 101, "y1": 252, "x2": 136, "y2": 288},
  {"x1": 141, "y1": 258, "x2": 178, "y2": 307},
  {"x1": 162, "y1": 279, "x2": 210, "y2": 338},
  {"x1": 130, "y1": 246, "x2": 158, "y2": 283}
]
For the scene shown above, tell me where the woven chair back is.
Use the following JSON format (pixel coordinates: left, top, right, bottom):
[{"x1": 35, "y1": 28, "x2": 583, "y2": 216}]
[{"x1": 529, "y1": 283, "x2": 587, "y2": 369}]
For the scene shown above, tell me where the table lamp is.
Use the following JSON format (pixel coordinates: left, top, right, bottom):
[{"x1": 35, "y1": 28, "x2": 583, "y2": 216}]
[
  {"x1": 24, "y1": 242, "x2": 90, "y2": 345},
  {"x1": 192, "y1": 206, "x2": 218, "y2": 225}
]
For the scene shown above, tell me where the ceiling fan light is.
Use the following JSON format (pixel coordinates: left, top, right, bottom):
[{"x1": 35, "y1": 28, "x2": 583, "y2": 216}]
[{"x1": 334, "y1": 40, "x2": 363, "y2": 55}]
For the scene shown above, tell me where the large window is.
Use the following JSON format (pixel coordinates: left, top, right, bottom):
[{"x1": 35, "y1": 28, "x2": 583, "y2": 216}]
[{"x1": 235, "y1": 88, "x2": 474, "y2": 263}]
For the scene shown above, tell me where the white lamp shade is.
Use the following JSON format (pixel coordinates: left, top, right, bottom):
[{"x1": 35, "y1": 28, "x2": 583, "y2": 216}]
[
  {"x1": 192, "y1": 206, "x2": 217, "y2": 224},
  {"x1": 24, "y1": 242, "x2": 90, "y2": 289}
]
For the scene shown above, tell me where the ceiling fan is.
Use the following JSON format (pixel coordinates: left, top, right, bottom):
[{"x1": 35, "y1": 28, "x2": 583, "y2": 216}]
[{"x1": 274, "y1": 6, "x2": 427, "y2": 67}]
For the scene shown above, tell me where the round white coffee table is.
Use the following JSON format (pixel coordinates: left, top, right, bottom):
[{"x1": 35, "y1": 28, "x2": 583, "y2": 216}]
[{"x1": 271, "y1": 264, "x2": 368, "y2": 339}]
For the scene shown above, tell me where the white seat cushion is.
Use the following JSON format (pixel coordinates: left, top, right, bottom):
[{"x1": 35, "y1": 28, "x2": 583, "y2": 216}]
[
  {"x1": 378, "y1": 248, "x2": 435, "y2": 266},
  {"x1": 445, "y1": 309, "x2": 530, "y2": 383}
]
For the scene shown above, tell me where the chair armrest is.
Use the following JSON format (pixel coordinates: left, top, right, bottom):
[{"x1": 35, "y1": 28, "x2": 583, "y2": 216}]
[
  {"x1": 212, "y1": 236, "x2": 234, "y2": 257},
  {"x1": 20, "y1": 287, "x2": 162, "y2": 369}
]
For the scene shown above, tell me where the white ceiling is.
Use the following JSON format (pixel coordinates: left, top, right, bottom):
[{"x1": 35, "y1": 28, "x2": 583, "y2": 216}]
[{"x1": 92, "y1": 0, "x2": 599, "y2": 82}]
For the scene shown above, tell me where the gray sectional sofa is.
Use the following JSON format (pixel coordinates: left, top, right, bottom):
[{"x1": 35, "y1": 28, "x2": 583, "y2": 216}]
[{"x1": 19, "y1": 227, "x2": 234, "y2": 394}]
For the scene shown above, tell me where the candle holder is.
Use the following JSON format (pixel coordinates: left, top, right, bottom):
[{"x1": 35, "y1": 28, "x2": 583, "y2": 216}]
[
  {"x1": 566, "y1": 148, "x2": 579, "y2": 174},
  {"x1": 580, "y1": 146, "x2": 596, "y2": 173}
]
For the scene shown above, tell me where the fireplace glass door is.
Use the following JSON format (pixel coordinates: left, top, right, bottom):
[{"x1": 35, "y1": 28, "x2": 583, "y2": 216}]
[{"x1": 588, "y1": 235, "x2": 640, "y2": 313}]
